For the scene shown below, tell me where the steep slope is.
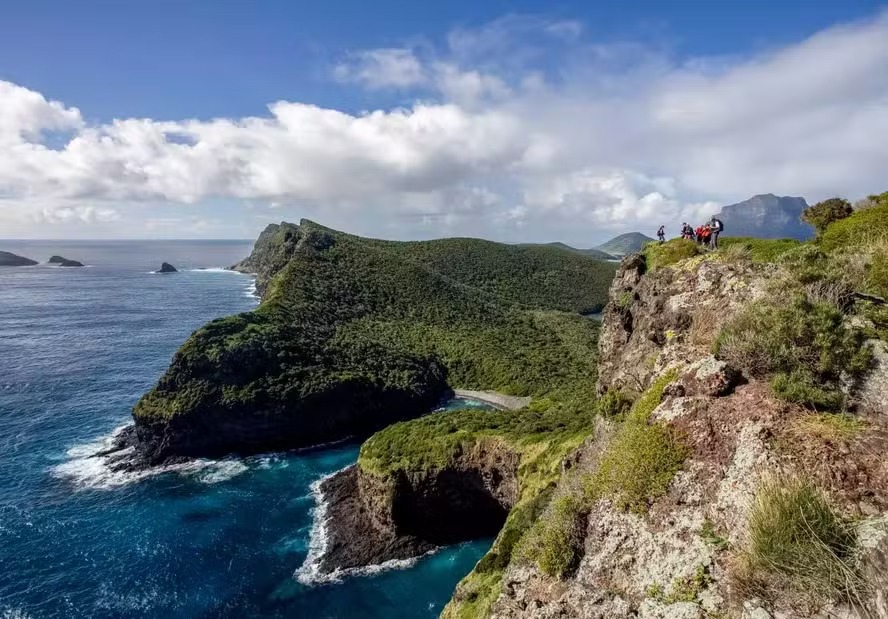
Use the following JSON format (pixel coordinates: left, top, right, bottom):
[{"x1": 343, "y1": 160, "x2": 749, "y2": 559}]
[
  {"x1": 131, "y1": 220, "x2": 616, "y2": 464},
  {"x1": 596, "y1": 232, "x2": 656, "y2": 256},
  {"x1": 716, "y1": 193, "x2": 813, "y2": 239},
  {"x1": 328, "y1": 197, "x2": 888, "y2": 618}
]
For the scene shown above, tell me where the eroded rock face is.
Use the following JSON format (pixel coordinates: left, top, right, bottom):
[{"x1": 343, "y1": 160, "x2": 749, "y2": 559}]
[
  {"x1": 319, "y1": 439, "x2": 519, "y2": 574},
  {"x1": 597, "y1": 255, "x2": 773, "y2": 396},
  {"x1": 489, "y1": 255, "x2": 888, "y2": 619},
  {"x1": 230, "y1": 222, "x2": 302, "y2": 297}
]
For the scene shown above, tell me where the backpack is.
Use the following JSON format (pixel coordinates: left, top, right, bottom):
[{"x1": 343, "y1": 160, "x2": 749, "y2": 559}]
[{"x1": 713, "y1": 218, "x2": 724, "y2": 232}]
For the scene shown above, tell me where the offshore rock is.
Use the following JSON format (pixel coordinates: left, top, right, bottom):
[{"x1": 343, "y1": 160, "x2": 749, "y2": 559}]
[
  {"x1": 0, "y1": 251, "x2": 38, "y2": 267},
  {"x1": 157, "y1": 262, "x2": 178, "y2": 273}
]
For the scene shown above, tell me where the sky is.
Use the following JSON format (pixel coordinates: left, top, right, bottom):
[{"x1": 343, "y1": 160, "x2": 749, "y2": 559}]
[{"x1": 1, "y1": 0, "x2": 886, "y2": 244}]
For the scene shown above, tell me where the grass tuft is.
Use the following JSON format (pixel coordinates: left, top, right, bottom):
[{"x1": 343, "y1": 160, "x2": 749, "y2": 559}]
[{"x1": 737, "y1": 476, "x2": 865, "y2": 606}]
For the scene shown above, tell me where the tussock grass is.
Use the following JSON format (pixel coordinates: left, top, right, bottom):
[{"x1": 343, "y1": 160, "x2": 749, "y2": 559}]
[
  {"x1": 736, "y1": 476, "x2": 865, "y2": 607},
  {"x1": 788, "y1": 413, "x2": 866, "y2": 444},
  {"x1": 719, "y1": 237, "x2": 801, "y2": 263}
]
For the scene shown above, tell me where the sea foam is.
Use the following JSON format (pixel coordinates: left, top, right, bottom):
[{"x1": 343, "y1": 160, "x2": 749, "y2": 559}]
[
  {"x1": 294, "y1": 467, "x2": 437, "y2": 585},
  {"x1": 52, "y1": 425, "x2": 250, "y2": 490}
]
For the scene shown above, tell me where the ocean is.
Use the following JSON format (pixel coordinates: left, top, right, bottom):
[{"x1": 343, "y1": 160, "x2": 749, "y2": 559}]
[{"x1": 0, "y1": 241, "x2": 491, "y2": 619}]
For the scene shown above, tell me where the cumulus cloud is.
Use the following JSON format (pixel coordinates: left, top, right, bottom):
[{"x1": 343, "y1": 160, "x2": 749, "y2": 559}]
[{"x1": 1, "y1": 11, "x2": 887, "y2": 242}]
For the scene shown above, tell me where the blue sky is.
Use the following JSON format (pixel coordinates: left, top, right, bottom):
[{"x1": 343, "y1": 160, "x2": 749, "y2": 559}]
[{"x1": 1, "y1": 0, "x2": 886, "y2": 241}]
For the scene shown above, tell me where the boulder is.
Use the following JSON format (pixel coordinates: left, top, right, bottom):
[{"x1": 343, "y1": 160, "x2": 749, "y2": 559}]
[
  {"x1": 0, "y1": 251, "x2": 38, "y2": 267},
  {"x1": 58, "y1": 259, "x2": 84, "y2": 267},
  {"x1": 157, "y1": 262, "x2": 178, "y2": 273}
]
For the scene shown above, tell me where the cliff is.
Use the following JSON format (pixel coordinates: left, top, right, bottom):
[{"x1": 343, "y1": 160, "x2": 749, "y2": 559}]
[
  {"x1": 481, "y1": 222, "x2": 888, "y2": 618},
  {"x1": 324, "y1": 198, "x2": 888, "y2": 619},
  {"x1": 130, "y1": 220, "x2": 615, "y2": 464}
]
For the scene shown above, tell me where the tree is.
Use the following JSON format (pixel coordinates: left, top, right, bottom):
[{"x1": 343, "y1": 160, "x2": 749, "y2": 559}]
[{"x1": 802, "y1": 198, "x2": 853, "y2": 235}]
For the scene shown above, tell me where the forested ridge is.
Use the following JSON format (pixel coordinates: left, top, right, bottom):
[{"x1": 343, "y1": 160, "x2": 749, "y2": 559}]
[{"x1": 132, "y1": 220, "x2": 616, "y2": 458}]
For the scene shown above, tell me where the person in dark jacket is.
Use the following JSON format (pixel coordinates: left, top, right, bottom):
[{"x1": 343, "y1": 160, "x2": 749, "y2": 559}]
[
  {"x1": 657, "y1": 225, "x2": 666, "y2": 243},
  {"x1": 709, "y1": 216, "x2": 724, "y2": 249}
]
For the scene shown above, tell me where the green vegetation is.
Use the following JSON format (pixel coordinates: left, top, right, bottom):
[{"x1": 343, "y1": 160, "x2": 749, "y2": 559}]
[
  {"x1": 737, "y1": 476, "x2": 863, "y2": 604},
  {"x1": 596, "y1": 232, "x2": 656, "y2": 256},
  {"x1": 513, "y1": 370, "x2": 685, "y2": 580},
  {"x1": 802, "y1": 198, "x2": 854, "y2": 236},
  {"x1": 818, "y1": 198, "x2": 888, "y2": 253},
  {"x1": 135, "y1": 220, "x2": 615, "y2": 455},
  {"x1": 642, "y1": 238, "x2": 702, "y2": 271},
  {"x1": 594, "y1": 388, "x2": 632, "y2": 418},
  {"x1": 700, "y1": 518, "x2": 730, "y2": 551},
  {"x1": 582, "y1": 370, "x2": 685, "y2": 513},
  {"x1": 715, "y1": 297, "x2": 871, "y2": 410},
  {"x1": 718, "y1": 237, "x2": 801, "y2": 263}
]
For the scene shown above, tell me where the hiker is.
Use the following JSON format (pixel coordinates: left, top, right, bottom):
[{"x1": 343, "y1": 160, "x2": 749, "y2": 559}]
[
  {"x1": 681, "y1": 223, "x2": 693, "y2": 240},
  {"x1": 709, "y1": 215, "x2": 724, "y2": 249},
  {"x1": 698, "y1": 224, "x2": 711, "y2": 248},
  {"x1": 657, "y1": 225, "x2": 665, "y2": 243}
]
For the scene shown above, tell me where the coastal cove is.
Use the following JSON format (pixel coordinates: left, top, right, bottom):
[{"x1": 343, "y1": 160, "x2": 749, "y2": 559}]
[{"x1": 0, "y1": 241, "x2": 493, "y2": 619}]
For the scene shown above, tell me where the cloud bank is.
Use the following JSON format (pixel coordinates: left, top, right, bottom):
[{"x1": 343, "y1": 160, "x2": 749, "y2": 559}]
[{"x1": 1, "y1": 12, "x2": 887, "y2": 241}]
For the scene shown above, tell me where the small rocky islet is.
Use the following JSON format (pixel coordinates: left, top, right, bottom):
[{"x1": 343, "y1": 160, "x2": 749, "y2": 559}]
[
  {"x1": 0, "y1": 251, "x2": 39, "y2": 267},
  {"x1": 108, "y1": 194, "x2": 888, "y2": 618},
  {"x1": 156, "y1": 262, "x2": 178, "y2": 273},
  {"x1": 48, "y1": 256, "x2": 85, "y2": 267}
]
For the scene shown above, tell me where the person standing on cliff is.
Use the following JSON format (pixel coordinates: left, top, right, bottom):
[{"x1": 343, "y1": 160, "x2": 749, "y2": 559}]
[
  {"x1": 657, "y1": 225, "x2": 665, "y2": 243},
  {"x1": 709, "y1": 216, "x2": 724, "y2": 249}
]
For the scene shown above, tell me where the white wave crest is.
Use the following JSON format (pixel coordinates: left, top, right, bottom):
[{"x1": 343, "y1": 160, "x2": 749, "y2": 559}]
[
  {"x1": 294, "y1": 466, "x2": 436, "y2": 585},
  {"x1": 52, "y1": 425, "x2": 251, "y2": 490}
]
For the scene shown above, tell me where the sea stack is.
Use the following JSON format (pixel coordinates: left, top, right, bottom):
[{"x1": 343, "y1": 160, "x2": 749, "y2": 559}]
[
  {"x1": 0, "y1": 251, "x2": 38, "y2": 267},
  {"x1": 157, "y1": 262, "x2": 178, "y2": 273}
]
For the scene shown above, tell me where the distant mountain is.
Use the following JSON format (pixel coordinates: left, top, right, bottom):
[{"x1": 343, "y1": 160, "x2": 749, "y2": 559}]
[
  {"x1": 596, "y1": 233, "x2": 656, "y2": 256},
  {"x1": 520, "y1": 242, "x2": 615, "y2": 260},
  {"x1": 715, "y1": 194, "x2": 813, "y2": 240}
]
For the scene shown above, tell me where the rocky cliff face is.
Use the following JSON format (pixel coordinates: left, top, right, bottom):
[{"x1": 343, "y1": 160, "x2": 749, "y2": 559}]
[
  {"x1": 488, "y1": 253, "x2": 888, "y2": 619},
  {"x1": 230, "y1": 221, "x2": 302, "y2": 296},
  {"x1": 318, "y1": 439, "x2": 520, "y2": 574},
  {"x1": 716, "y1": 193, "x2": 813, "y2": 240}
]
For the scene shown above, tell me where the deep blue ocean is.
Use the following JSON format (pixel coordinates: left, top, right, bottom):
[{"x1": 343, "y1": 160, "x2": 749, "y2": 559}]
[{"x1": 0, "y1": 241, "x2": 490, "y2": 619}]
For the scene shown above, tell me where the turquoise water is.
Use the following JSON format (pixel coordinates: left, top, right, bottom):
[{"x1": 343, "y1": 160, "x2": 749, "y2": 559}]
[{"x1": 0, "y1": 241, "x2": 491, "y2": 618}]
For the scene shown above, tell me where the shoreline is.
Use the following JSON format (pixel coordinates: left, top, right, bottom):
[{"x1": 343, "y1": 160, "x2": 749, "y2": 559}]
[{"x1": 452, "y1": 389, "x2": 531, "y2": 411}]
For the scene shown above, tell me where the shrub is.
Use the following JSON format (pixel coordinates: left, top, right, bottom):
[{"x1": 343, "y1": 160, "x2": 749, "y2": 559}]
[
  {"x1": 819, "y1": 201, "x2": 888, "y2": 253},
  {"x1": 583, "y1": 371, "x2": 686, "y2": 513},
  {"x1": 715, "y1": 297, "x2": 871, "y2": 410},
  {"x1": 738, "y1": 476, "x2": 863, "y2": 604},
  {"x1": 585, "y1": 420, "x2": 687, "y2": 513},
  {"x1": 595, "y1": 388, "x2": 632, "y2": 418},
  {"x1": 643, "y1": 238, "x2": 702, "y2": 271},
  {"x1": 536, "y1": 494, "x2": 586, "y2": 578},
  {"x1": 802, "y1": 198, "x2": 854, "y2": 236},
  {"x1": 771, "y1": 370, "x2": 845, "y2": 411}
]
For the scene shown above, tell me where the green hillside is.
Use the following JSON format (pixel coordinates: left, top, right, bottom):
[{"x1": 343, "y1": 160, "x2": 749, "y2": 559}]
[
  {"x1": 596, "y1": 232, "x2": 656, "y2": 256},
  {"x1": 519, "y1": 241, "x2": 615, "y2": 261},
  {"x1": 133, "y1": 220, "x2": 617, "y2": 460}
]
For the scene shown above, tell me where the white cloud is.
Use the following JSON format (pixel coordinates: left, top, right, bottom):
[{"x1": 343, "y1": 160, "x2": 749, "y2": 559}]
[
  {"x1": 1, "y1": 11, "x2": 887, "y2": 242},
  {"x1": 333, "y1": 48, "x2": 427, "y2": 89}
]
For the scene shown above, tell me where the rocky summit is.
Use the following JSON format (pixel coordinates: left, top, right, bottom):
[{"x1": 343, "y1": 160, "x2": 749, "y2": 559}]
[{"x1": 715, "y1": 193, "x2": 813, "y2": 240}]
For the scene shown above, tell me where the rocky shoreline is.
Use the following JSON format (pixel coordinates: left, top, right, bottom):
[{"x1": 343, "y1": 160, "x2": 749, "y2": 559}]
[{"x1": 310, "y1": 439, "x2": 520, "y2": 578}]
